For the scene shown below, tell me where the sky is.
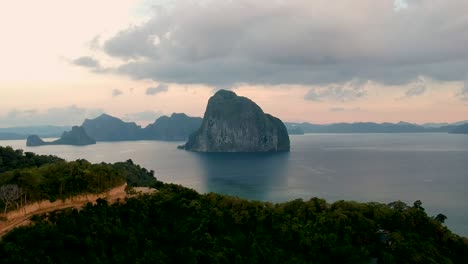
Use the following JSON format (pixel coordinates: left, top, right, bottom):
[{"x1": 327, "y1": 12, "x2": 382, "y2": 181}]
[{"x1": 0, "y1": 0, "x2": 467, "y2": 127}]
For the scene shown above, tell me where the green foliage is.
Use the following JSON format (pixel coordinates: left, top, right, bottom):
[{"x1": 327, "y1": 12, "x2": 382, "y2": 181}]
[
  {"x1": 0, "y1": 147, "x2": 466, "y2": 262},
  {"x1": 1, "y1": 184, "x2": 467, "y2": 263},
  {"x1": 0, "y1": 148, "x2": 159, "y2": 212},
  {"x1": 113, "y1": 159, "x2": 160, "y2": 188},
  {"x1": 0, "y1": 146, "x2": 63, "y2": 174}
]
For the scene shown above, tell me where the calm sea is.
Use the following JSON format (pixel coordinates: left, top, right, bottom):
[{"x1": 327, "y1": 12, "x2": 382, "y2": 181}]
[{"x1": 1, "y1": 133, "x2": 468, "y2": 236}]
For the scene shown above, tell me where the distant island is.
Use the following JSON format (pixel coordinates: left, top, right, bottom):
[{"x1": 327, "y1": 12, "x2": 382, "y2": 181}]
[
  {"x1": 19, "y1": 113, "x2": 202, "y2": 146},
  {"x1": 26, "y1": 126, "x2": 96, "y2": 146},
  {"x1": 285, "y1": 121, "x2": 468, "y2": 134},
  {"x1": 82, "y1": 113, "x2": 202, "y2": 142},
  {"x1": 449, "y1": 123, "x2": 468, "y2": 134},
  {"x1": 181, "y1": 90, "x2": 290, "y2": 152}
]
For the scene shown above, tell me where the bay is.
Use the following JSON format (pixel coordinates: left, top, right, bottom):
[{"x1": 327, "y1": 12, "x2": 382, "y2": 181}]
[{"x1": 1, "y1": 133, "x2": 467, "y2": 236}]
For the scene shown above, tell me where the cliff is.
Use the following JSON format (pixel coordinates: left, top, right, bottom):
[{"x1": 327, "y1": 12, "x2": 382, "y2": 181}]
[{"x1": 182, "y1": 90, "x2": 290, "y2": 152}]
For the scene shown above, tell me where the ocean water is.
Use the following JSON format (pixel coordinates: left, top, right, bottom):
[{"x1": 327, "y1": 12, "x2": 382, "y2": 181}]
[{"x1": 1, "y1": 133, "x2": 468, "y2": 236}]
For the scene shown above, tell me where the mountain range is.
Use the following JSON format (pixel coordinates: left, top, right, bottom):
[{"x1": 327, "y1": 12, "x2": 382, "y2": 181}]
[
  {"x1": 1, "y1": 117, "x2": 467, "y2": 142},
  {"x1": 285, "y1": 121, "x2": 468, "y2": 134}
]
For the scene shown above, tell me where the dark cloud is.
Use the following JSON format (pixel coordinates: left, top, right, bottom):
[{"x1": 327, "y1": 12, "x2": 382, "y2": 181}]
[
  {"x1": 304, "y1": 80, "x2": 367, "y2": 102},
  {"x1": 112, "y1": 89, "x2": 123, "y2": 97},
  {"x1": 82, "y1": 0, "x2": 468, "y2": 87},
  {"x1": 72, "y1": 56, "x2": 100, "y2": 68},
  {"x1": 146, "y1": 84, "x2": 168, "y2": 95},
  {"x1": 0, "y1": 106, "x2": 103, "y2": 127}
]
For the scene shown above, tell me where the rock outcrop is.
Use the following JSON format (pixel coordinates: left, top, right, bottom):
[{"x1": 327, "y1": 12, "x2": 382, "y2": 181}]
[
  {"x1": 181, "y1": 90, "x2": 290, "y2": 152},
  {"x1": 26, "y1": 135, "x2": 45, "y2": 146},
  {"x1": 26, "y1": 126, "x2": 96, "y2": 146}
]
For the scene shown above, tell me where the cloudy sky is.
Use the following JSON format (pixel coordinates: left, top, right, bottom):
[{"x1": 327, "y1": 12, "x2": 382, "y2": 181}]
[{"x1": 0, "y1": 0, "x2": 467, "y2": 127}]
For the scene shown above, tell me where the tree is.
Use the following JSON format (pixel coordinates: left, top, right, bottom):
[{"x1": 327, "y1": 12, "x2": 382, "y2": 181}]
[
  {"x1": 435, "y1": 213, "x2": 447, "y2": 224},
  {"x1": 0, "y1": 184, "x2": 23, "y2": 215}
]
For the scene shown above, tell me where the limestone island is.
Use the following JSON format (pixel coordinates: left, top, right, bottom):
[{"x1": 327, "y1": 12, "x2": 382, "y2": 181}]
[
  {"x1": 26, "y1": 126, "x2": 96, "y2": 146},
  {"x1": 180, "y1": 89, "x2": 290, "y2": 152}
]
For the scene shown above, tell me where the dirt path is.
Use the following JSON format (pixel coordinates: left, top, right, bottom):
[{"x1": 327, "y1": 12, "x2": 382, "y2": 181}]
[{"x1": 0, "y1": 184, "x2": 128, "y2": 238}]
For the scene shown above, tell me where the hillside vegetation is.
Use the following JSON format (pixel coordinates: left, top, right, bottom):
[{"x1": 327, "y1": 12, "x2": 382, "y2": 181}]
[
  {"x1": 0, "y1": 147, "x2": 467, "y2": 263},
  {"x1": 0, "y1": 146, "x2": 158, "y2": 214}
]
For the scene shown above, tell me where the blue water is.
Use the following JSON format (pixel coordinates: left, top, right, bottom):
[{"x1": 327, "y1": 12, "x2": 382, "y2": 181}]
[{"x1": 1, "y1": 133, "x2": 468, "y2": 236}]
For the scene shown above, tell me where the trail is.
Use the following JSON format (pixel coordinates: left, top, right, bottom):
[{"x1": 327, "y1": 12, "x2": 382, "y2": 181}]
[{"x1": 0, "y1": 184, "x2": 128, "y2": 238}]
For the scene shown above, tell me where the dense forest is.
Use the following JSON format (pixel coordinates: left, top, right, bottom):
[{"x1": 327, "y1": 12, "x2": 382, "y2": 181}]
[
  {"x1": 0, "y1": 146, "x2": 157, "y2": 214},
  {"x1": 0, "y1": 146, "x2": 467, "y2": 263}
]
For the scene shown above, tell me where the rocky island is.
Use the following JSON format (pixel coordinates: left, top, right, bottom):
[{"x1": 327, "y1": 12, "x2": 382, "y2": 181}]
[
  {"x1": 181, "y1": 90, "x2": 290, "y2": 152},
  {"x1": 26, "y1": 126, "x2": 96, "y2": 146}
]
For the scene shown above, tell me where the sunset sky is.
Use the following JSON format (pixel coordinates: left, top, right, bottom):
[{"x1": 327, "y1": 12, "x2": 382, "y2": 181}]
[{"x1": 0, "y1": 0, "x2": 467, "y2": 127}]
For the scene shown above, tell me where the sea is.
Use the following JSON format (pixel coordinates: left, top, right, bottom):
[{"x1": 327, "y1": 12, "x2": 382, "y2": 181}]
[{"x1": 1, "y1": 133, "x2": 467, "y2": 236}]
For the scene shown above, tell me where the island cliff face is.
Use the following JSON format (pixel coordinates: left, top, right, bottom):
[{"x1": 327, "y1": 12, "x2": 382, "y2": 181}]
[
  {"x1": 26, "y1": 126, "x2": 96, "y2": 146},
  {"x1": 182, "y1": 90, "x2": 290, "y2": 152}
]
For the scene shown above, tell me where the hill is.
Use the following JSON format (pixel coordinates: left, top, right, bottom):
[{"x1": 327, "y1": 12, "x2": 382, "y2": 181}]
[
  {"x1": 0, "y1": 148, "x2": 467, "y2": 262},
  {"x1": 1, "y1": 184, "x2": 467, "y2": 263}
]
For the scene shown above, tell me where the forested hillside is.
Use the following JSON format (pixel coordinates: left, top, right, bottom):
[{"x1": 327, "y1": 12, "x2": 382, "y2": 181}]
[
  {"x1": 0, "y1": 146, "x2": 158, "y2": 214},
  {"x1": 0, "y1": 147, "x2": 467, "y2": 263},
  {"x1": 0, "y1": 146, "x2": 63, "y2": 173},
  {"x1": 1, "y1": 184, "x2": 467, "y2": 263}
]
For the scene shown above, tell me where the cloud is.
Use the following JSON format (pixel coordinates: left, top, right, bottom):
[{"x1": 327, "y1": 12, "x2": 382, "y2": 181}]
[
  {"x1": 0, "y1": 106, "x2": 103, "y2": 127},
  {"x1": 122, "y1": 110, "x2": 164, "y2": 123},
  {"x1": 402, "y1": 76, "x2": 427, "y2": 98},
  {"x1": 146, "y1": 84, "x2": 168, "y2": 95},
  {"x1": 79, "y1": 0, "x2": 468, "y2": 87},
  {"x1": 72, "y1": 56, "x2": 100, "y2": 68},
  {"x1": 329, "y1": 107, "x2": 361, "y2": 112},
  {"x1": 112, "y1": 89, "x2": 123, "y2": 97},
  {"x1": 304, "y1": 80, "x2": 367, "y2": 102},
  {"x1": 457, "y1": 81, "x2": 468, "y2": 101}
]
